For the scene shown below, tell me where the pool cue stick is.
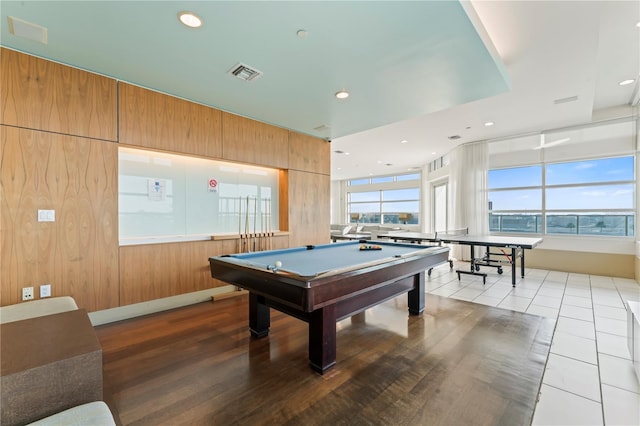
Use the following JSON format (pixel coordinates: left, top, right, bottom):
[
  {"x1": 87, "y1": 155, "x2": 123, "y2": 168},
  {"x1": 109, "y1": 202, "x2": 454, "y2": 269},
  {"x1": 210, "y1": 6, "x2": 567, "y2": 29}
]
[
  {"x1": 238, "y1": 196, "x2": 242, "y2": 253},
  {"x1": 264, "y1": 198, "x2": 268, "y2": 250},
  {"x1": 262, "y1": 201, "x2": 266, "y2": 250},
  {"x1": 253, "y1": 196, "x2": 257, "y2": 251},
  {"x1": 258, "y1": 199, "x2": 263, "y2": 251},
  {"x1": 267, "y1": 198, "x2": 272, "y2": 250},
  {"x1": 245, "y1": 196, "x2": 250, "y2": 252}
]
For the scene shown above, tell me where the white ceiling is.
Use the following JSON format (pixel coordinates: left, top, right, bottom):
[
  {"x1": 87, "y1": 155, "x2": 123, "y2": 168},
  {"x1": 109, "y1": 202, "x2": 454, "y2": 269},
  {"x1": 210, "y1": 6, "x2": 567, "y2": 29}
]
[
  {"x1": 332, "y1": 0, "x2": 640, "y2": 180},
  {"x1": 1, "y1": 1, "x2": 638, "y2": 181}
]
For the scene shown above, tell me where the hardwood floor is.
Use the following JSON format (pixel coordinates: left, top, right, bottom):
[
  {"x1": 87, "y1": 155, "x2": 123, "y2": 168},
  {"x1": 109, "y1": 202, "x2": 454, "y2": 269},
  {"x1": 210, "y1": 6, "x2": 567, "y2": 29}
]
[{"x1": 96, "y1": 294, "x2": 554, "y2": 425}]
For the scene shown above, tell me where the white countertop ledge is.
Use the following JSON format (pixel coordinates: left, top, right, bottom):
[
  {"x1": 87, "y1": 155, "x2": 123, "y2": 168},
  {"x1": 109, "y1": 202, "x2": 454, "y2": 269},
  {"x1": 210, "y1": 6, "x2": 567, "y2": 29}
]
[{"x1": 120, "y1": 234, "x2": 213, "y2": 246}]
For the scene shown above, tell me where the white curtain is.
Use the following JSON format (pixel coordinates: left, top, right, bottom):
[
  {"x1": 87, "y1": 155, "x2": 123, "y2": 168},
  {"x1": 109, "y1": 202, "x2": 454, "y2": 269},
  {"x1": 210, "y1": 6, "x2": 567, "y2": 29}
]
[{"x1": 448, "y1": 141, "x2": 489, "y2": 260}]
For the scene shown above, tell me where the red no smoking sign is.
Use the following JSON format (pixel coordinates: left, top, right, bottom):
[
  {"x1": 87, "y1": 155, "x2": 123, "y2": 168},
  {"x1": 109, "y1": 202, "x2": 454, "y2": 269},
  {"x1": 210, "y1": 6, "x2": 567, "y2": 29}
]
[{"x1": 208, "y1": 178, "x2": 218, "y2": 192}]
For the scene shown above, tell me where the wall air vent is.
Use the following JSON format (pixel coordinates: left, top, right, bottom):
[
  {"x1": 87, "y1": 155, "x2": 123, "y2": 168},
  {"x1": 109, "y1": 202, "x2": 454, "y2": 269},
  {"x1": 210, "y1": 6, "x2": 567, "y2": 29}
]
[
  {"x1": 228, "y1": 63, "x2": 263, "y2": 82},
  {"x1": 553, "y1": 95, "x2": 578, "y2": 105},
  {"x1": 8, "y1": 16, "x2": 48, "y2": 44}
]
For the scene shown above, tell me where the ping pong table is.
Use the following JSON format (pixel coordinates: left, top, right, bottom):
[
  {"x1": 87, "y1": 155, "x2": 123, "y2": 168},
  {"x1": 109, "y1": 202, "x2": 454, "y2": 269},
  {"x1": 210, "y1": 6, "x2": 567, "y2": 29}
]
[
  {"x1": 383, "y1": 231, "x2": 543, "y2": 287},
  {"x1": 330, "y1": 233, "x2": 372, "y2": 242}
]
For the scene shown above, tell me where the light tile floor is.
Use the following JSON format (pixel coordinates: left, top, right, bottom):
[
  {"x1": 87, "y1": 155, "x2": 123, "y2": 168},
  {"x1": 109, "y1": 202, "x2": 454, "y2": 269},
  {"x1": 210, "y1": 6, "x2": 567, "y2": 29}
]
[{"x1": 427, "y1": 262, "x2": 640, "y2": 426}]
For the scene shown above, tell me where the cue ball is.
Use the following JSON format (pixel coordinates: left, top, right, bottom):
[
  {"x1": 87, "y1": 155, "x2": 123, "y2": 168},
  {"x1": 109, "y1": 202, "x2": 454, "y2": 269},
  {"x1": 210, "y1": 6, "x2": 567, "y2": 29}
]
[{"x1": 275, "y1": 261, "x2": 282, "y2": 268}]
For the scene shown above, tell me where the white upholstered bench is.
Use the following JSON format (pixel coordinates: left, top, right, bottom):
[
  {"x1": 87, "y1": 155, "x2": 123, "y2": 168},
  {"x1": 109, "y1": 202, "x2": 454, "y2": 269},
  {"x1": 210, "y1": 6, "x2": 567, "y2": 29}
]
[{"x1": 26, "y1": 401, "x2": 115, "y2": 426}]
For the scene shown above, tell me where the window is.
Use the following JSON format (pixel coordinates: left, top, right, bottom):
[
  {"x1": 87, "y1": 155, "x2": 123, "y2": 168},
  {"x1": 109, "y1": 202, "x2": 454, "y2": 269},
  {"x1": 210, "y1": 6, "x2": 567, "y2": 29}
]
[
  {"x1": 347, "y1": 173, "x2": 420, "y2": 225},
  {"x1": 433, "y1": 182, "x2": 448, "y2": 232},
  {"x1": 489, "y1": 156, "x2": 635, "y2": 236},
  {"x1": 348, "y1": 178, "x2": 370, "y2": 186},
  {"x1": 397, "y1": 173, "x2": 421, "y2": 181},
  {"x1": 371, "y1": 176, "x2": 394, "y2": 184}
]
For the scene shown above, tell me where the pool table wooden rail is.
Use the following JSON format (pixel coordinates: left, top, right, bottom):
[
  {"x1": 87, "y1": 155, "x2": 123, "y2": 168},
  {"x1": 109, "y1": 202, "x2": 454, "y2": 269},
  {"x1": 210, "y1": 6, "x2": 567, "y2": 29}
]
[{"x1": 209, "y1": 244, "x2": 449, "y2": 373}]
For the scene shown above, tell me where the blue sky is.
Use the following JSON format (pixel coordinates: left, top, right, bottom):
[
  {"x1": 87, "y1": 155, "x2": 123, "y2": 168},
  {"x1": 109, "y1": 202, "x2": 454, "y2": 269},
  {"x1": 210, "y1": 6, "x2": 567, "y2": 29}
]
[{"x1": 489, "y1": 156, "x2": 634, "y2": 211}]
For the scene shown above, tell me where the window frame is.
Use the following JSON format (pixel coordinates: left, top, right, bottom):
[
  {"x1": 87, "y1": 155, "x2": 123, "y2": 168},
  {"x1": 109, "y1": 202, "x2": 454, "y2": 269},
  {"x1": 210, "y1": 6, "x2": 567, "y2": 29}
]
[
  {"x1": 488, "y1": 155, "x2": 635, "y2": 237},
  {"x1": 347, "y1": 173, "x2": 421, "y2": 225}
]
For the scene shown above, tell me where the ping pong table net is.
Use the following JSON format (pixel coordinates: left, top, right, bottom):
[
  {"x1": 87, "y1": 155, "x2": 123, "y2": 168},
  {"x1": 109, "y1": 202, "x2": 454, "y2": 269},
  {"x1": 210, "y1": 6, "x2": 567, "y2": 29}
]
[{"x1": 433, "y1": 228, "x2": 468, "y2": 240}]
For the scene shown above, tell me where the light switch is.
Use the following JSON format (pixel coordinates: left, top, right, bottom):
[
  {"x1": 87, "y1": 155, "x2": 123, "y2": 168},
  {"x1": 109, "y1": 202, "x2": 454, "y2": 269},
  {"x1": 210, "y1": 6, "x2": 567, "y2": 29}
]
[{"x1": 38, "y1": 209, "x2": 55, "y2": 222}]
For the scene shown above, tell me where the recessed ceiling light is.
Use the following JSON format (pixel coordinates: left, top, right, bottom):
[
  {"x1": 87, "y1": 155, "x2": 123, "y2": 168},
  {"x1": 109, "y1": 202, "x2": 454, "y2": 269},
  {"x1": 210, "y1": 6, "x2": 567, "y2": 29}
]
[
  {"x1": 431, "y1": 152, "x2": 437, "y2": 155},
  {"x1": 636, "y1": 21, "x2": 640, "y2": 28},
  {"x1": 178, "y1": 11, "x2": 202, "y2": 28},
  {"x1": 296, "y1": 29, "x2": 308, "y2": 38},
  {"x1": 400, "y1": 140, "x2": 408, "y2": 144},
  {"x1": 335, "y1": 91, "x2": 349, "y2": 99},
  {"x1": 619, "y1": 79, "x2": 635, "y2": 86},
  {"x1": 484, "y1": 121, "x2": 495, "y2": 127}
]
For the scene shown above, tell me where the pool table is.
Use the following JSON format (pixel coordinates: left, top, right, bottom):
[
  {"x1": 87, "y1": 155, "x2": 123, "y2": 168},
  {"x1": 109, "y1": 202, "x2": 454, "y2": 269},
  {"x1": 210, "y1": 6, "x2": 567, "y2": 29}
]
[{"x1": 209, "y1": 240, "x2": 450, "y2": 373}]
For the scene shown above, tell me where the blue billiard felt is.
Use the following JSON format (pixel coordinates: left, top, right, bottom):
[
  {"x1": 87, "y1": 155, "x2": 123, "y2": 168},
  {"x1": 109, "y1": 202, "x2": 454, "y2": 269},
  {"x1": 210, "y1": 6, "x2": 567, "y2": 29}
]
[{"x1": 228, "y1": 241, "x2": 428, "y2": 277}]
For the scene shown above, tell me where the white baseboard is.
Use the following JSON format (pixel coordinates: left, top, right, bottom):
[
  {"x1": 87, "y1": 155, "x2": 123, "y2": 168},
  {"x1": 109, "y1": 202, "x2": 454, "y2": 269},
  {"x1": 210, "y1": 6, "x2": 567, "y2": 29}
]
[{"x1": 88, "y1": 285, "x2": 238, "y2": 326}]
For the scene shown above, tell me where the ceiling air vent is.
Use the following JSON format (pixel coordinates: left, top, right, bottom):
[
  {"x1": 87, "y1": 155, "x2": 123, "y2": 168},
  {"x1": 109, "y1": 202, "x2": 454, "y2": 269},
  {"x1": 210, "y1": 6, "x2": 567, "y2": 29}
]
[
  {"x1": 314, "y1": 124, "x2": 331, "y2": 132},
  {"x1": 228, "y1": 63, "x2": 263, "y2": 82},
  {"x1": 448, "y1": 135, "x2": 461, "y2": 141}
]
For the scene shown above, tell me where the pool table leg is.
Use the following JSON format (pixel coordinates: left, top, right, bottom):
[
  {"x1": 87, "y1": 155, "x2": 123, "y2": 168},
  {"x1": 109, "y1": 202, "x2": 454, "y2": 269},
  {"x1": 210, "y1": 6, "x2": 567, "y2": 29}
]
[
  {"x1": 407, "y1": 272, "x2": 425, "y2": 315},
  {"x1": 308, "y1": 304, "x2": 337, "y2": 374},
  {"x1": 249, "y1": 293, "x2": 270, "y2": 338}
]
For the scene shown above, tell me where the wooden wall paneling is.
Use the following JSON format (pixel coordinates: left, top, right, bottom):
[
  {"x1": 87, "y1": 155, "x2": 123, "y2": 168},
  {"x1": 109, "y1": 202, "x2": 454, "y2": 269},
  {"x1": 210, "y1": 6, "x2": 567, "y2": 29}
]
[
  {"x1": 118, "y1": 83, "x2": 223, "y2": 158},
  {"x1": 119, "y1": 240, "x2": 233, "y2": 306},
  {"x1": 287, "y1": 170, "x2": 330, "y2": 247},
  {"x1": 118, "y1": 236, "x2": 293, "y2": 306},
  {"x1": 222, "y1": 112, "x2": 289, "y2": 168},
  {"x1": 0, "y1": 126, "x2": 119, "y2": 310},
  {"x1": 278, "y1": 170, "x2": 289, "y2": 234},
  {"x1": 1, "y1": 126, "x2": 39, "y2": 305},
  {"x1": 288, "y1": 131, "x2": 330, "y2": 175},
  {"x1": 0, "y1": 48, "x2": 117, "y2": 141},
  {"x1": 74, "y1": 137, "x2": 119, "y2": 310}
]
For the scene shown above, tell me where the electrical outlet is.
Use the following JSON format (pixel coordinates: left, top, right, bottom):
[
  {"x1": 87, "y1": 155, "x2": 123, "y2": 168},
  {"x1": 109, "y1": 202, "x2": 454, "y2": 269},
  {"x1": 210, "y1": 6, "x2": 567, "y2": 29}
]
[
  {"x1": 22, "y1": 287, "x2": 34, "y2": 301},
  {"x1": 40, "y1": 284, "x2": 51, "y2": 298}
]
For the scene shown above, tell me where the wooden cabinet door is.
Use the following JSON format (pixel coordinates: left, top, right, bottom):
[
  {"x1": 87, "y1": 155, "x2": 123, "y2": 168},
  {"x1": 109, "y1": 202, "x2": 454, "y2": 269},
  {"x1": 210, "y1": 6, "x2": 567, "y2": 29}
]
[
  {"x1": 222, "y1": 112, "x2": 289, "y2": 168},
  {"x1": 118, "y1": 82, "x2": 222, "y2": 158},
  {"x1": 1, "y1": 48, "x2": 117, "y2": 141}
]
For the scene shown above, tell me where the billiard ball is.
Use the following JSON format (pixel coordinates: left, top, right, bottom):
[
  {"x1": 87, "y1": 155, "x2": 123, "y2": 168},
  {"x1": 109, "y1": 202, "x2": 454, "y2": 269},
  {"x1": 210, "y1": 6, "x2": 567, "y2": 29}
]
[{"x1": 275, "y1": 261, "x2": 282, "y2": 268}]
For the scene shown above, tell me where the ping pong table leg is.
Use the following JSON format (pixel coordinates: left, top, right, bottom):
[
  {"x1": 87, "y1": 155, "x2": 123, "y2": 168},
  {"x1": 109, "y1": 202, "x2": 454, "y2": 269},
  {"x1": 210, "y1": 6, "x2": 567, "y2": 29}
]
[
  {"x1": 511, "y1": 247, "x2": 517, "y2": 287},
  {"x1": 520, "y1": 247, "x2": 525, "y2": 278}
]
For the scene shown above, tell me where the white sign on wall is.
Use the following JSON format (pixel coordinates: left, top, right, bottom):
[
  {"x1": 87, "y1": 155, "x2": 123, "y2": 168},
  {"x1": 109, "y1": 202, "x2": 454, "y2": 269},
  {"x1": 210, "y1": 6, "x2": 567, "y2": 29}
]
[{"x1": 148, "y1": 178, "x2": 166, "y2": 201}]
